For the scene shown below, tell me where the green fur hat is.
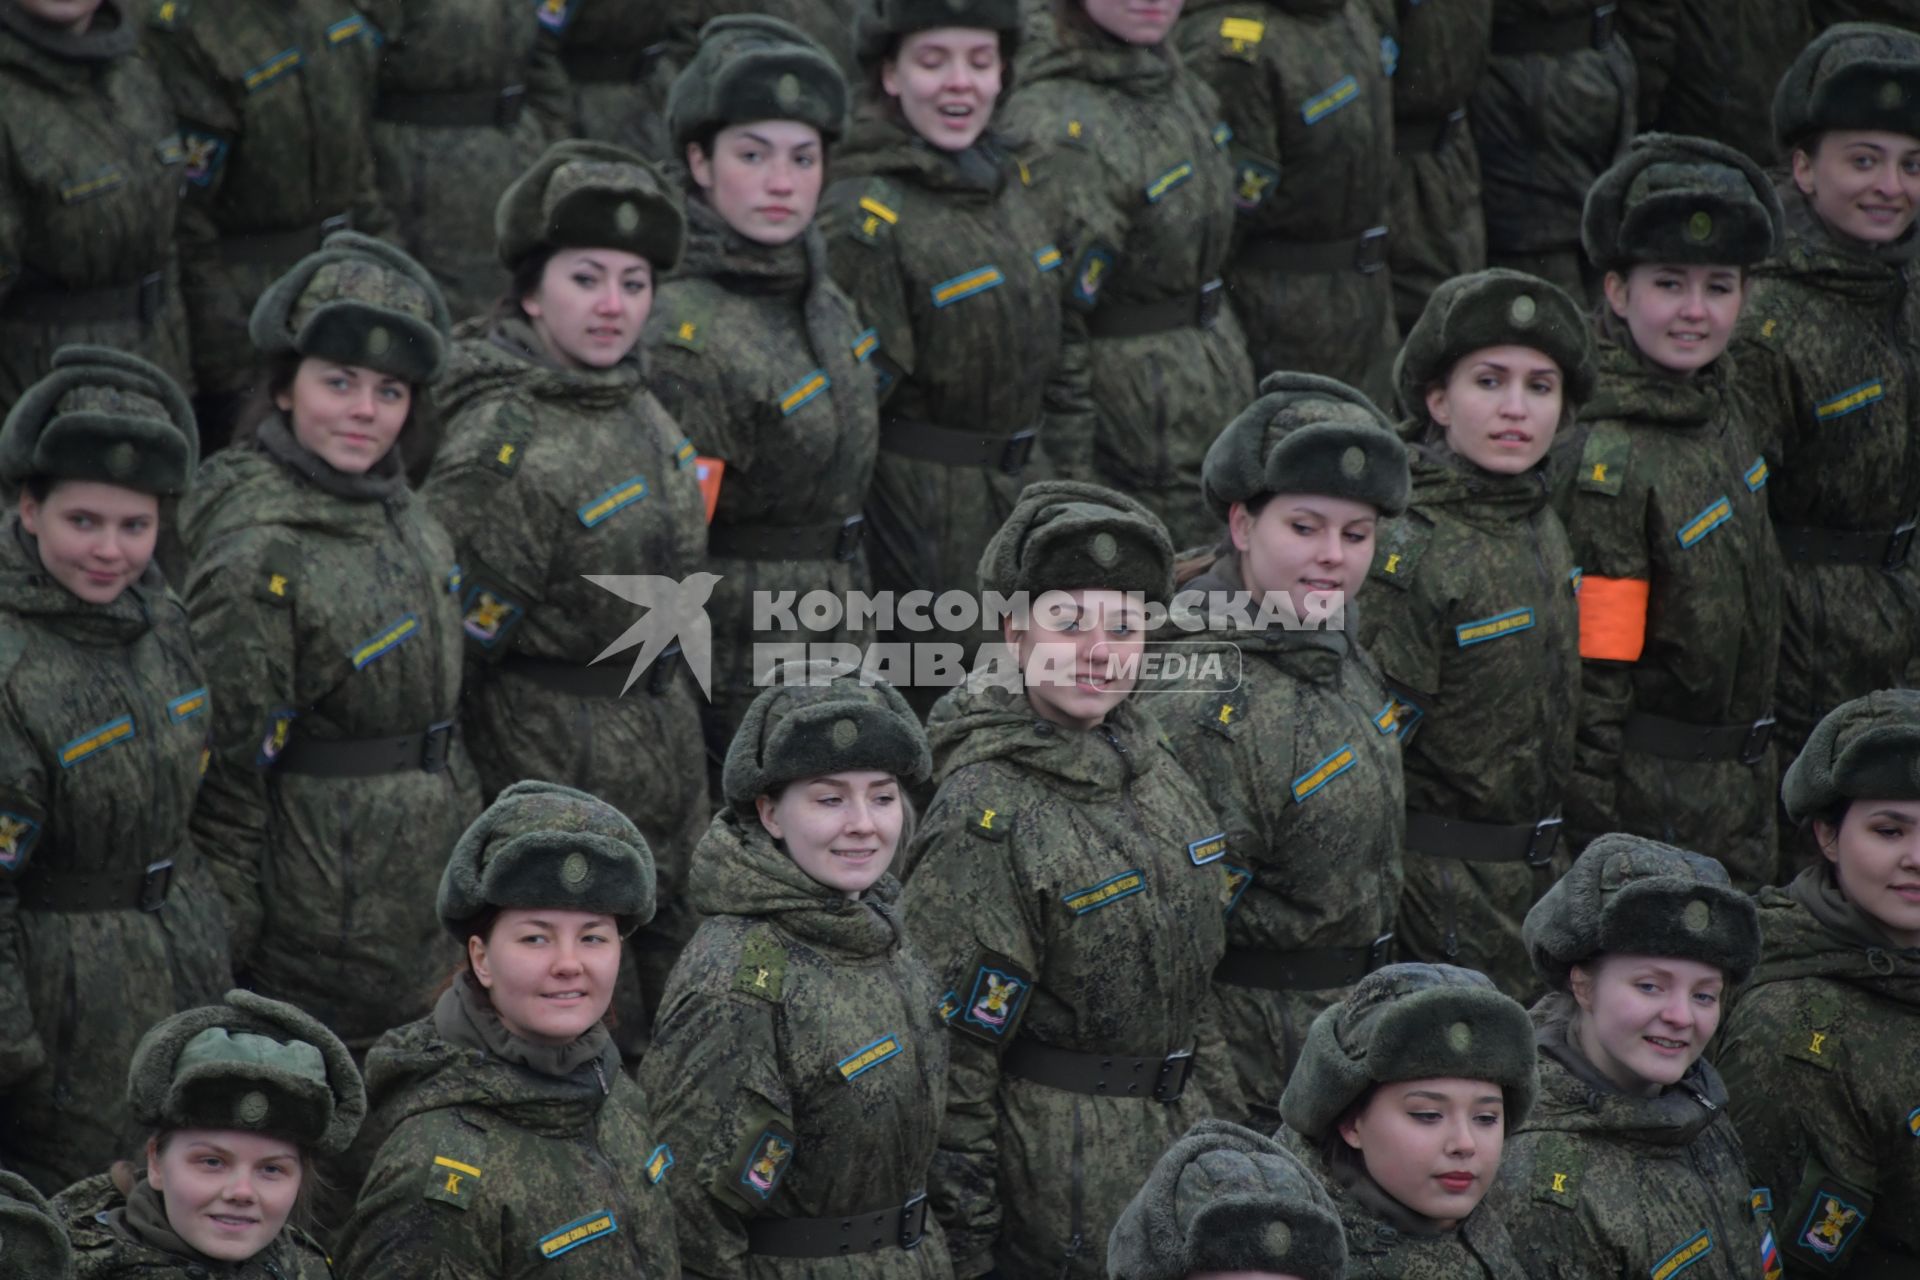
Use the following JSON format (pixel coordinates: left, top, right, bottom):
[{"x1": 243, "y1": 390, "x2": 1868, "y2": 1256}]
[
  {"x1": 1202, "y1": 371, "x2": 1409, "y2": 520},
  {"x1": 1782, "y1": 688, "x2": 1920, "y2": 822},
  {"x1": 667, "y1": 15, "x2": 850, "y2": 155},
  {"x1": 1393, "y1": 268, "x2": 1595, "y2": 419},
  {"x1": 722, "y1": 665, "x2": 932, "y2": 809},
  {"x1": 854, "y1": 0, "x2": 1024, "y2": 66},
  {"x1": 438, "y1": 780, "x2": 657, "y2": 937},
  {"x1": 126, "y1": 990, "x2": 365, "y2": 1156},
  {"x1": 1107, "y1": 1119, "x2": 1346, "y2": 1280},
  {"x1": 249, "y1": 231, "x2": 451, "y2": 385},
  {"x1": 1774, "y1": 22, "x2": 1920, "y2": 157},
  {"x1": 1280, "y1": 963, "x2": 1538, "y2": 1142},
  {"x1": 1524, "y1": 833, "x2": 1761, "y2": 991},
  {"x1": 0, "y1": 346, "x2": 197, "y2": 496},
  {"x1": 0, "y1": 1171, "x2": 70, "y2": 1280},
  {"x1": 495, "y1": 139, "x2": 686, "y2": 272},
  {"x1": 1582, "y1": 133, "x2": 1785, "y2": 271},
  {"x1": 978, "y1": 479, "x2": 1176, "y2": 604}
]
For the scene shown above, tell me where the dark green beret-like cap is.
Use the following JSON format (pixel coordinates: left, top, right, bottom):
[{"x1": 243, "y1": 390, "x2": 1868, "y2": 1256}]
[
  {"x1": 1782, "y1": 688, "x2": 1920, "y2": 822},
  {"x1": 0, "y1": 1170, "x2": 70, "y2": 1280},
  {"x1": 1583, "y1": 132, "x2": 1785, "y2": 271},
  {"x1": 0, "y1": 346, "x2": 197, "y2": 496},
  {"x1": 854, "y1": 0, "x2": 1024, "y2": 66},
  {"x1": 127, "y1": 990, "x2": 365, "y2": 1156},
  {"x1": 438, "y1": 780, "x2": 657, "y2": 937},
  {"x1": 668, "y1": 15, "x2": 850, "y2": 154},
  {"x1": 1107, "y1": 1118, "x2": 1346, "y2": 1280},
  {"x1": 1524, "y1": 833, "x2": 1761, "y2": 991},
  {"x1": 495, "y1": 139, "x2": 686, "y2": 271},
  {"x1": 722, "y1": 664, "x2": 932, "y2": 809},
  {"x1": 1280, "y1": 963, "x2": 1538, "y2": 1142},
  {"x1": 249, "y1": 231, "x2": 451, "y2": 385},
  {"x1": 1393, "y1": 268, "x2": 1595, "y2": 419},
  {"x1": 1202, "y1": 371, "x2": 1410, "y2": 520},
  {"x1": 1774, "y1": 22, "x2": 1920, "y2": 157},
  {"x1": 978, "y1": 479, "x2": 1175, "y2": 604}
]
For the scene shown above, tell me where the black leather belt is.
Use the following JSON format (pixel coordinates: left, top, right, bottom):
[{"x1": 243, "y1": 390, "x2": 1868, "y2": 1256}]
[
  {"x1": 1621, "y1": 711, "x2": 1775, "y2": 765},
  {"x1": 1405, "y1": 811, "x2": 1563, "y2": 867},
  {"x1": 708, "y1": 514, "x2": 865, "y2": 563},
  {"x1": 375, "y1": 85, "x2": 526, "y2": 128},
  {"x1": 1237, "y1": 226, "x2": 1388, "y2": 276},
  {"x1": 878, "y1": 418, "x2": 1037, "y2": 475},
  {"x1": 17, "y1": 858, "x2": 173, "y2": 913},
  {"x1": 1490, "y1": 3, "x2": 1616, "y2": 56},
  {"x1": 219, "y1": 213, "x2": 351, "y2": 266},
  {"x1": 1, "y1": 271, "x2": 166, "y2": 325},
  {"x1": 1086, "y1": 278, "x2": 1224, "y2": 340},
  {"x1": 1002, "y1": 1041, "x2": 1194, "y2": 1102},
  {"x1": 273, "y1": 721, "x2": 455, "y2": 776},
  {"x1": 560, "y1": 43, "x2": 665, "y2": 84},
  {"x1": 1775, "y1": 520, "x2": 1917, "y2": 570},
  {"x1": 1215, "y1": 933, "x2": 1394, "y2": 992},
  {"x1": 502, "y1": 644, "x2": 680, "y2": 697},
  {"x1": 1395, "y1": 107, "x2": 1467, "y2": 157},
  {"x1": 744, "y1": 1191, "x2": 929, "y2": 1258}
]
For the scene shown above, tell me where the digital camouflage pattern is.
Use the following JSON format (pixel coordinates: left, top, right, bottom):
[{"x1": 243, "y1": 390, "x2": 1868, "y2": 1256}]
[
  {"x1": 660, "y1": 0, "x2": 860, "y2": 80},
  {"x1": 359, "y1": 0, "x2": 569, "y2": 321},
  {"x1": 1496, "y1": 994, "x2": 1772, "y2": 1280},
  {"x1": 640, "y1": 809, "x2": 953, "y2": 1280},
  {"x1": 1150, "y1": 548, "x2": 1405, "y2": 1122},
  {"x1": 1713, "y1": 867, "x2": 1920, "y2": 1277},
  {"x1": 56, "y1": 1170, "x2": 333, "y2": 1279},
  {"x1": 1356, "y1": 443, "x2": 1579, "y2": 999},
  {"x1": 181, "y1": 423, "x2": 481, "y2": 1052},
  {"x1": 1563, "y1": 337, "x2": 1782, "y2": 888},
  {"x1": 1627, "y1": 0, "x2": 1815, "y2": 165},
  {"x1": 424, "y1": 315, "x2": 712, "y2": 1050},
  {"x1": 998, "y1": 12, "x2": 1256, "y2": 551},
  {"x1": 546, "y1": 0, "x2": 677, "y2": 161},
  {"x1": 1732, "y1": 190, "x2": 1920, "y2": 767},
  {"x1": 899, "y1": 676, "x2": 1230, "y2": 1280},
  {"x1": 0, "y1": 523, "x2": 231, "y2": 1193},
  {"x1": 1174, "y1": 0, "x2": 1400, "y2": 407},
  {"x1": 0, "y1": 1, "x2": 193, "y2": 407},
  {"x1": 143, "y1": 0, "x2": 392, "y2": 400},
  {"x1": 645, "y1": 206, "x2": 880, "y2": 742}
]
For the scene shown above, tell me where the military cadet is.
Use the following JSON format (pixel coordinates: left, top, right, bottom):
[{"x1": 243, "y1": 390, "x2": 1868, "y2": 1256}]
[
  {"x1": 646, "y1": 17, "x2": 881, "y2": 744},
  {"x1": 1469, "y1": 0, "x2": 1634, "y2": 302},
  {"x1": 0, "y1": 0, "x2": 194, "y2": 407},
  {"x1": 143, "y1": 0, "x2": 391, "y2": 448},
  {"x1": 1495, "y1": 834, "x2": 1771, "y2": 1279},
  {"x1": 1356, "y1": 269, "x2": 1592, "y2": 999},
  {"x1": 52, "y1": 990, "x2": 362, "y2": 1278},
  {"x1": 0, "y1": 347, "x2": 231, "y2": 1192},
  {"x1": 1624, "y1": 0, "x2": 1815, "y2": 166},
  {"x1": 547, "y1": 0, "x2": 678, "y2": 161},
  {"x1": 1564, "y1": 135, "x2": 1787, "y2": 889},
  {"x1": 900, "y1": 480, "x2": 1230, "y2": 1280},
  {"x1": 1276, "y1": 963, "x2": 1532, "y2": 1278},
  {"x1": 336, "y1": 782, "x2": 682, "y2": 1279},
  {"x1": 0, "y1": 1169, "x2": 71, "y2": 1279},
  {"x1": 1152, "y1": 373, "x2": 1409, "y2": 1121},
  {"x1": 181, "y1": 232, "x2": 483, "y2": 1055},
  {"x1": 995, "y1": 0, "x2": 1256, "y2": 551},
  {"x1": 1107, "y1": 1118, "x2": 1347, "y2": 1280},
  {"x1": 1174, "y1": 0, "x2": 1400, "y2": 406},
  {"x1": 423, "y1": 141, "x2": 710, "y2": 1050},
  {"x1": 1714, "y1": 690, "x2": 1920, "y2": 1276},
  {"x1": 360, "y1": 0, "x2": 570, "y2": 322},
  {"x1": 641, "y1": 671, "x2": 954, "y2": 1278},
  {"x1": 1732, "y1": 23, "x2": 1920, "y2": 776}
]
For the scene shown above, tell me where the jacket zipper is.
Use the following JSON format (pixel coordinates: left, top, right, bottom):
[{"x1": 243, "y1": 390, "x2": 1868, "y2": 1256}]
[{"x1": 1682, "y1": 1086, "x2": 1740, "y2": 1275}]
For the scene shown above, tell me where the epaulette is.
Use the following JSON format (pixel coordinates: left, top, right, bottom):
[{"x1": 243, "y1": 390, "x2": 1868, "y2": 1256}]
[
  {"x1": 253, "y1": 538, "x2": 300, "y2": 606},
  {"x1": 1783, "y1": 991, "x2": 1844, "y2": 1072},
  {"x1": 416, "y1": 1111, "x2": 489, "y2": 1213},
  {"x1": 1369, "y1": 512, "x2": 1432, "y2": 590},
  {"x1": 483, "y1": 397, "x2": 535, "y2": 476},
  {"x1": 730, "y1": 924, "x2": 788, "y2": 1003},
  {"x1": 1528, "y1": 1133, "x2": 1587, "y2": 1211},
  {"x1": 965, "y1": 803, "x2": 1010, "y2": 842},
  {"x1": 1217, "y1": 13, "x2": 1264, "y2": 62},
  {"x1": 149, "y1": 0, "x2": 188, "y2": 30},
  {"x1": 850, "y1": 178, "x2": 901, "y2": 247},
  {"x1": 657, "y1": 302, "x2": 709, "y2": 354},
  {"x1": 1577, "y1": 422, "x2": 1630, "y2": 497},
  {"x1": 1201, "y1": 694, "x2": 1242, "y2": 740}
]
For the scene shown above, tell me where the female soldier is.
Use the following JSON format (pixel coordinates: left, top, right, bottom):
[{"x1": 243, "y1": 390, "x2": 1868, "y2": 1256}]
[
  {"x1": 1356, "y1": 269, "x2": 1592, "y2": 999},
  {"x1": 1277, "y1": 962, "x2": 1532, "y2": 1278},
  {"x1": 646, "y1": 15, "x2": 880, "y2": 744},
  {"x1": 52, "y1": 990, "x2": 363, "y2": 1278},
  {"x1": 1496, "y1": 834, "x2": 1770, "y2": 1279},
  {"x1": 1714, "y1": 689, "x2": 1920, "y2": 1274},
  {"x1": 336, "y1": 782, "x2": 681, "y2": 1279},
  {"x1": 182, "y1": 232, "x2": 482, "y2": 1054},
  {"x1": 901, "y1": 480, "x2": 1229, "y2": 1280},
  {"x1": 1564, "y1": 135, "x2": 1786, "y2": 890},
  {"x1": 0, "y1": 0, "x2": 193, "y2": 404},
  {"x1": 1733, "y1": 23, "x2": 1920, "y2": 776},
  {"x1": 1154, "y1": 372, "x2": 1409, "y2": 1121},
  {"x1": 995, "y1": 0, "x2": 1256, "y2": 551},
  {"x1": 641, "y1": 670, "x2": 953, "y2": 1278},
  {"x1": 0, "y1": 347, "x2": 230, "y2": 1192},
  {"x1": 422, "y1": 140, "x2": 709, "y2": 1046},
  {"x1": 821, "y1": 0, "x2": 1094, "y2": 707}
]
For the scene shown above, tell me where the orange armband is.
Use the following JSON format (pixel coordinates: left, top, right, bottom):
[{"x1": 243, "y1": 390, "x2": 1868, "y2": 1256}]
[{"x1": 1578, "y1": 576, "x2": 1650, "y2": 662}]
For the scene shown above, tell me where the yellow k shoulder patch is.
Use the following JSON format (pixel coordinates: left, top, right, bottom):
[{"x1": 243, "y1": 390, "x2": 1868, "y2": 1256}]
[
  {"x1": 967, "y1": 804, "x2": 1010, "y2": 842},
  {"x1": 731, "y1": 927, "x2": 787, "y2": 1002},
  {"x1": 1578, "y1": 424, "x2": 1630, "y2": 497},
  {"x1": 423, "y1": 1154, "x2": 481, "y2": 1210},
  {"x1": 254, "y1": 542, "x2": 298, "y2": 605}
]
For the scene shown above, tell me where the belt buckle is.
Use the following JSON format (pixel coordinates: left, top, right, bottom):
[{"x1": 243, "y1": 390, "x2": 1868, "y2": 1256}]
[
  {"x1": 1740, "y1": 716, "x2": 1777, "y2": 767},
  {"x1": 1884, "y1": 521, "x2": 1916, "y2": 570},
  {"x1": 1196, "y1": 278, "x2": 1224, "y2": 330},
  {"x1": 420, "y1": 720, "x2": 455, "y2": 773},
  {"x1": 139, "y1": 859, "x2": 175, "y2": 913},
  {"x1": 1592, "y1": 3, "x2": 1617, "y2": 47},
  {"x1": 897, "y1": 1191, "x2": 929, "y2": 1250},
  {"x1": 647, "y1": 641, "x2": 682, "y2": 696},
  {"x1": 999, "y1": 429, "x2": 1038, "y2": 477},
  {"x1": 497, "y1": 83, "x2": 527, "y2": 125},
  {"x1": 835, "y1": 514, "x2": 866, "y2": 562},
  {"x1": 1356, "y1": 226, "x2": 1389, "y2": 275},
  {"x1": 1366, "y1": 931, "x2": 1395, "y2": 970},
  {"x1": 1525, "y1": 817, "x2": 1563, "y2": 868},
  {"x1": 1153, "y1": 1048, "x2": 1194, "y2": 1103},
  {"x1": 137, "y1": 271, "x2": 165, "y2": 323}
]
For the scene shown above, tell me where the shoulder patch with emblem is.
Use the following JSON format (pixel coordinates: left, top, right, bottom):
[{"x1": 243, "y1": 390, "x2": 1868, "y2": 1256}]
[
  {"x1": 0, "y1": 810, "x2": 43, "y2": 876},
  {"x1": 256, "y1": 708, "x2": 297, "y2": 767},
  {"x1": 1067, "y1": 241, "x2": 1117, "y2": 311},
  {"x1": 734, "y1": 1120, "x2": 797, "y2": 1202},
  {"x1": 535, "y1": 0, "x2": 577, "y2": 35},
  {"x1": 1795, "y1": 1190, "x2": 1868, "y2": 1268},
  {"x1": 1578, "y1": 423, "x2": 1630, "y2": 496},
  {"x1": 851, "y1": 180, "x2": 900, "y2": 245},
  {"x1": 423, "y1": 1153, "x2": 481, "y2": 1210},
  {"x1": 459, "y1": 577, "x2": 524, "y2": 650},
  {"x1": 1369, "y1": 515, "x2": 1430, "y2": 590},
  {"x1": 1530, "y1": 1134, "x2": 1586, "y2": 1210},
  {"x1": 486, "y1": 400, "x2": 533, "y2": 476},
  {"x1": 953, "y1": 950, "x2": 1033, "y2": 1043},
  {"x1": 731, "y1": 927, "x2": 788, "y2": 1002},
  {"x1": 967, "y1": 805, "x2": 1009, "y2": 842},
  {"x1": 149, "y1": 0, "x2": 187, "y2": 29},
  {"x1": 180, "y1": 128, "x2": 228, "y2": 189}
]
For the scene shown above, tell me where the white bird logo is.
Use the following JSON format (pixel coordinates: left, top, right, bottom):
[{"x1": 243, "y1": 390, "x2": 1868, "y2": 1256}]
[{"x1": 583, "y1": 573, "x2": 722, "y2": 699}]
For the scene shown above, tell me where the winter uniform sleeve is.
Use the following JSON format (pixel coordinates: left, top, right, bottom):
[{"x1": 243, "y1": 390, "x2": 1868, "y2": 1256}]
[
  {"x1": 1357, "y1": 515, "x2": 1442, "y2": 739},
  {"x1": 645, "y1": 304, "x2": 769, "y2": 475},
  {"x1": 1173, "y1": 11, "x2": 1284, "y2": 238},
  {"x1": 1617, "y1": 0, "x2": 1682, "y2": 125},
  {"x1": 0, "y1": 657, "x2": 49, "y2": 1090},
  {"x1": 1494, "y1": 1131, "x2": 1623, "y2": 1280},
  {"x1": 997, "y1": 92, "x2": 1126, "y2": 323},
  {"x1": 143, "y1": 14, "x2": 236, "y2": 247},
  {"x1": 819, "y1": 178, "x2": 914, "y2": 405},
  {"x1": 1728, "y1": 313, "x2": 1800, "y2": 464},
  {"x1": 337, "y1": 1113, "x2": 507, "y2": 1280},
  {"x1": 523, "y1": 23, "x2": 573, "y2": 142}
]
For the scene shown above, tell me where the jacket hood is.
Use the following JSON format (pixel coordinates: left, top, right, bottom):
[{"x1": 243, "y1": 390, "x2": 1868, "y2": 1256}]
[
  {"x1": 1580, "y1": 334, "x2": 1724, "y2": 431},
  {"x1": 1522, "y1": 993, "x2": 1726, "y2": 1149},
  {"x1": 687, "y1": 807, "x2": 904, "y2": 958},
  {"x1": 1, "y1": 516, "x2": 162, "y2": 645},
  {"x1": 1755, "y1": 180, "x2": 1920, "y2": 304},
  {"x1": 437, "y1": 315, "x2": 643, "y2": 425},
  {"x1": 927, "y1": 667, "x2": 1165, "y2": 800},
  {"x1": 1744, "y1": 865, "x2": 1920, "y2": 1009}
]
